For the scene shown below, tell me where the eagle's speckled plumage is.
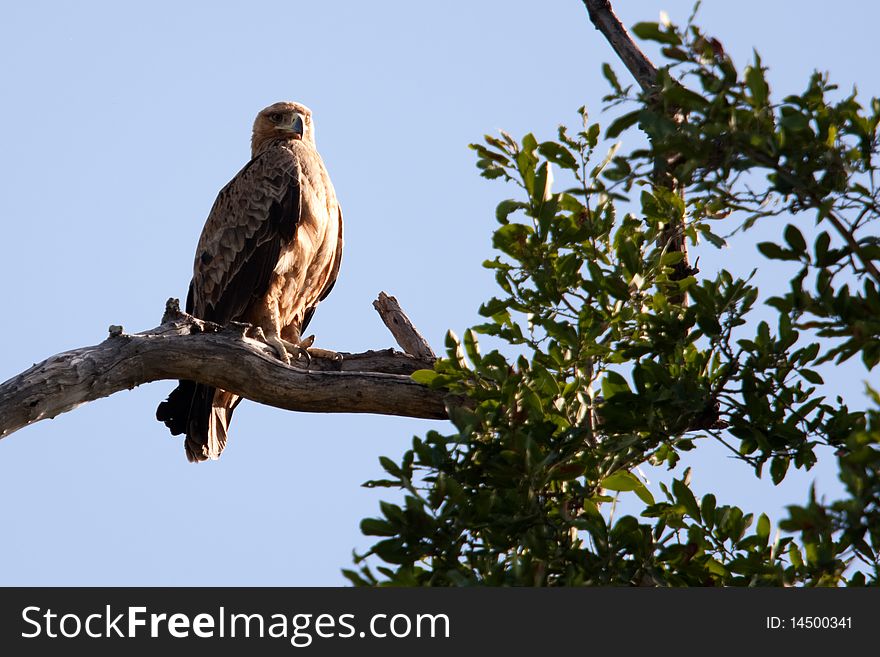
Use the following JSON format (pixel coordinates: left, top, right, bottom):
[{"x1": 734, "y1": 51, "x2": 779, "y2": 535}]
[{"x1": 157, "y1": 102, "x2": 343, "y2": 462}]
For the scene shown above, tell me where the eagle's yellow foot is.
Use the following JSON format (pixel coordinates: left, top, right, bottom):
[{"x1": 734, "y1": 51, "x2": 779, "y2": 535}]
[
  {"x1": 248, "y1": 327, "x2": 294, "y2": 365},
  {"x1": 285, "y1": 336, "x2": 342, "y2": 364},
  {"x1": 249, "y1": 328, "x2": 335, "y2": 369},
  {"x1": 307, "y1": 347, "x2": 343, "y2": 362},
  {"x1": 267, "y1": 335, "x2": 293, "y2": 365},
  {"x1": 280, "y1": 337, "x2": 312, "y2": 368}
]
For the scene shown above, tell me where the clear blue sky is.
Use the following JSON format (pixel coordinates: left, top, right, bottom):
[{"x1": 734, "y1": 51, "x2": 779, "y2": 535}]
[{"x1": 0, "y1": 0, "x2": 876, "y2": 585}]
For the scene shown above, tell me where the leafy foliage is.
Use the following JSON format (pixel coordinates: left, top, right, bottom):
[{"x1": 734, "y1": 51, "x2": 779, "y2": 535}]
[{"x1": 347, "y1": 11, "x2": 880, "y2": 587}]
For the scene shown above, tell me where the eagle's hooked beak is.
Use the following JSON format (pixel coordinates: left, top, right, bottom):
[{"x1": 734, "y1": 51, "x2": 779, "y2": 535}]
[{"x1": 278, "y1": 113, "x2": 305, "y2": 139}]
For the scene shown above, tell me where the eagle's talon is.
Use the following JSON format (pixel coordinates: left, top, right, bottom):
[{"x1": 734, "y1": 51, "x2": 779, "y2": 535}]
[
  {"x1": 278, "y1": 338, "x2": 312, "y2": 370},
  {"x1": 266, "y1": 335, "x2": 292, "y2": 365},
  {"x1": 293, "y1": 348, "x2": 312, "y2": 370}
]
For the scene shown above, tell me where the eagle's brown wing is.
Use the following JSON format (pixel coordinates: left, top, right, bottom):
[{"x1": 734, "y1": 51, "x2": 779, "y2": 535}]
[
  {"x1": 191, "y1": 146, "x2": 301, "y2": 324},
  {"x1": 157, "y1": 143, "x2": 326, "y2": 462}
]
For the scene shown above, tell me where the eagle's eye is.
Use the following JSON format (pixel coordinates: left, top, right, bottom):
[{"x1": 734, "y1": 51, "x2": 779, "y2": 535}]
[{"x1": 268, "y1": 112, "x2": 282, "y2": 123}]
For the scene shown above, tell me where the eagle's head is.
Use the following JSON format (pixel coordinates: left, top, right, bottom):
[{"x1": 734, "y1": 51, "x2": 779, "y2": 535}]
[{"x1": 251, "y1": 101, "x2": 315, "y2": 156}]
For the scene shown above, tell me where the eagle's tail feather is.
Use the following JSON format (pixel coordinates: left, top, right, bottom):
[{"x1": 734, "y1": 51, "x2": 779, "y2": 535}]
[
  {"x1": 155, "y1": 380, "x2": 196, "y2": 436},
  {"x1": 194, "y1": 390, "x2": 239, "y2": 462},
  {"x1": 156, "y1": 382, "x2": 238, "y2": 462}
]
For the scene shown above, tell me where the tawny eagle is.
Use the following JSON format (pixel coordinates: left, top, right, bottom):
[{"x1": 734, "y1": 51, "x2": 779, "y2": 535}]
[{"x1": 156, "y1": 101, "x2": 343, "y2": 462}]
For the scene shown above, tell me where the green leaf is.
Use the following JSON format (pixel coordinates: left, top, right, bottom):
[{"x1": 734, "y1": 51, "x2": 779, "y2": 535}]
[
  {"x1": 480, "y1": 167, "x2": 506, "y2": 180},
  {"x1": 341, "y1": 569, "x2": 374, "y2": 586},
  {"x1": 672, "y1": 478, "x2": 701, "y2": 521},
  {"x1": 814, "y1": 231, "x2": 831, "y2": 265},
  {"x1": 463, "y1": 329, "x2": 481, "y2": 365},
  {"x1": 700, "y1": 227, "x2": 727, "y2": 248},
  {"x1": 493, "y1": 223, "x2": 533, "y2": 257},
  {"x1": 601, "y1": 371, "x2": 632, "y2": 398},
  {"x1": 590, "y1": 142, "x2": 621, "y2": 180},
  {"x1": 756, "y1": 513, "x2": 771, "y2": 545},
  {"x1": 631, "y1": 21, "x2": 681, "y2": 46},
  {"x1": 617, "y1": 238, "x2": 640, "y2": 276},
  {"x1": 538, "y1": 141, "x2": 578, "y2": 170},
  {"x1": 602, "y1": 471, "x2": 655, "y2": 505},
  {"x1": 361, "y1": 479, "x2": 402, "y2": 489},
  {"x1": 660, "y1": 251, "x2": 685, "y2": 266},
  {"x1": 757, "y1": 242, "x2": 799, "y2": 261},
  {"x1": 479, "y1": 296, "x2": 508, "y2": 317},
  {"x1": 661, "y1": 46, "x2": 689, "y2": 61},
  {"x1": 360, "y1": 518, "x2": 397, "y2": 537},
  {"x1": 639, "y1": 111, "x2": 677, "y2": 139},
  {"x1": 602, "y1": 63, "x2": 622, "y2": 94},
  {"x1": 379, "y1": 456, "x2": 403, "y2": 477},
  {"x1": 705, "y1": 558, "x2": 730, "y2": 578},
  {"x1": 411, "y1": 369, "x2": 439, "y2": 386},
  {"x1": 372, "y1": 538, "x2": 407, "y2": 564},
  {"x1": 783, "y1": 225, "x2": 807, "y2": 253},
  {"x1": 664, "y1": 84, "x2": 709, "y2": 111},
  {"x1": 701, "y1": 494, "x2": 717, "y2": 528},
  {"x1": 601, "y1": 471, "x2": 641, "y2": 491},
  {"x1": 495, "y1": 199, "x2": 529, "y2": 224},
  {"x1": 770, "y1": 456, "x2": 790, "y2": 485},
  {"x1": 633, "y1": 484, "x2": 656, "y2": 505},
  {"x1": 516, "y1": 385, "x2": 542, "y2": 418},
  {"x1": 800, "y1": 369, "x2": 824, "y2": 385},
  {"x1": 606, "y1": 110, "x2": 640, "y2": 138},
  {"x1": 744, "y1": 52, "x2": 769, "y2": 107},
  {"x1": 633, "y1": 486, "x2": 655, "y2": 506},
  {"x1": 779, "y1": 109, "x2": 810, "y2": 132}
]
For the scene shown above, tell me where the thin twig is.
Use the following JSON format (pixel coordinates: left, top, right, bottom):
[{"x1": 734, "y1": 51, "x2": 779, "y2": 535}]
[{"x1": 373, "y1": 292, "x2": 437, "y2": 360}]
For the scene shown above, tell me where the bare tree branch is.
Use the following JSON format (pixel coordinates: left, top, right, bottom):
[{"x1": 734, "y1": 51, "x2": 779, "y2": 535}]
[
  {"x1": 373, "y1": 292, "x2": 436, "y2": 360},
  {"x1": 0, "y1": 297, "x2": 449, "y2": 441},
  {"x1": 582, "y1": 0, "x2": 657, "y2": 91}
]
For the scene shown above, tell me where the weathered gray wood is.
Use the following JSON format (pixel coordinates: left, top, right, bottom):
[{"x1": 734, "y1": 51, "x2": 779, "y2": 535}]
[
  {"x1": 372, "y1": 291, "x2": 436, "y2": 360},
  {"x1": 0, "y1": 299, "x2": 448, "y2": 440}
]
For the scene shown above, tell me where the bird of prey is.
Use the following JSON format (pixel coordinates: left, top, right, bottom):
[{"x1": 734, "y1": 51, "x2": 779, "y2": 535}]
[{"x1": 156, "y1": 101, "x2": 343, "y2": 462}]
